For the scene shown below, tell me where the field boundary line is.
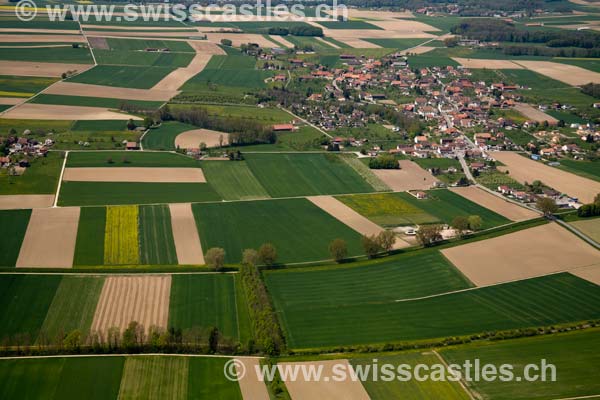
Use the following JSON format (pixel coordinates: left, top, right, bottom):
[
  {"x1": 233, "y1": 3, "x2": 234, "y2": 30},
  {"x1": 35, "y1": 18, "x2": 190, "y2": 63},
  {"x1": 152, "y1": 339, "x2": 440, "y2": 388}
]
[
  {"x1": 555, "y1": 218, "x2": 600, "y2": 250},
  {"x1": 431, "y1": 350, "x2": 477, "y2": 400},
  {"x1": 0, "y1": 353, "x2": 263, "y2": 360},
  {"x1": 53, "y1": 150, "x2": 69, "y2": 208},
  {"x1": 552, "y1": 395, "x2": 600, "y2": 400}
]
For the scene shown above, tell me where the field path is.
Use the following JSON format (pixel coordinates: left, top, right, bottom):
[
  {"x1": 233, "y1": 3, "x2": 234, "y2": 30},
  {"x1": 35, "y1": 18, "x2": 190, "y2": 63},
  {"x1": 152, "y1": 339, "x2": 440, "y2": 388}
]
[
  {"x1": 308, "y1": 195, "x2": 410, "y2": 249},
  {"x1": 491, "y1": 151, "x2": 600, "y2": 204},
  {"x1": 169, "y1": 203, "x2": 205, "y2": 265},
  {"x1": 16, "y1": 207, "x2": 80, "y2": 268},
  {"x1": 91, "y1": 275, "x2": 172, "y2": 335},
  {"x1": 235, "y1": 358, "x2": 270, "y2": 400}
]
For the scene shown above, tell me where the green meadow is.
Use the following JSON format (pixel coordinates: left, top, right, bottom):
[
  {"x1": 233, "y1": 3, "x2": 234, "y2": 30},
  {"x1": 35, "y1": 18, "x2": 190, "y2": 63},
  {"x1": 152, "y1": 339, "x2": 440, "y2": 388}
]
[
  {"x1": 141, "y1": 121, "x2": 196, "y2": 151},
  {"x1": 0, "y1": 151, "x2": 63, "y2": 195},
  {"x1": 67, "y1": 65, "x2": 175, "y2": 89},
  {"x1": 201, "y1": 160, "x2": 270, "y2": 200},
  {"x1": 66, "y1": 151, "x2": 200, "y2": 168}
]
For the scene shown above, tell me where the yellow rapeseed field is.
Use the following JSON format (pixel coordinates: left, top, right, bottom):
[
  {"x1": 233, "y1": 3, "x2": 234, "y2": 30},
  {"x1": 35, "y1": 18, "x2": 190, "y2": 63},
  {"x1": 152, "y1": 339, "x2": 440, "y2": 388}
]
[{"x1": 104, "y1": 205, "x2": 140, "y2": 265}]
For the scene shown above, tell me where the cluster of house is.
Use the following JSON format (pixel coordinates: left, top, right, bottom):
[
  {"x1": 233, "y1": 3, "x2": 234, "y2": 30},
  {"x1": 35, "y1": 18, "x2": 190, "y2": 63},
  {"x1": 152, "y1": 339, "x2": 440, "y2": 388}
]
[
  {"x1": 0, "y1": 134, "x2": 52, "y2": 174},
  {"x1": 497, "y1": 184, "x2": 579, "y2": 208}
]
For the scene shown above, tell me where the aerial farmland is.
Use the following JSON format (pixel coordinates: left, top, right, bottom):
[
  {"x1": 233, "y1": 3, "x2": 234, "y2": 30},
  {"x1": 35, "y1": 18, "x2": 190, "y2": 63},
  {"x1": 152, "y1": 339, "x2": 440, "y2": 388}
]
[{"x1": 1, "y1": 0, "x2": 600, "y2": 398}]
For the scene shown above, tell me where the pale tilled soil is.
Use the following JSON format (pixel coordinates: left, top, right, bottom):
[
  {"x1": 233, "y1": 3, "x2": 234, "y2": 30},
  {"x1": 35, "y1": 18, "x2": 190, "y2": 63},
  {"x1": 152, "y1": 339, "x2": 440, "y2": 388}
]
[
  {"x1": 0, "y1": 97, "x2": 21, "y2": 105},
  {"x1": 174, "y1": 129, "x2": 230, "y2": 149},
  {"x1": 15, "y1": 207, "x2": 80, "y2": 268},
  {"x1": 2, "y1": 103, "x2": 142, "y2": 120},
  {"x1": 280, "y1": 360, "x2": 371, "y2": 400},
  {"x1": 515, "y1": 60, "x2": 600, "y2": 85},
  {"x1": 62, "y1": 167, "x2": 207, "y2": 183},
  {"x1": 0, "y1": 60, "x2": 93, "y2": 77},
  {"x1": 91, "y1": 275, "x2": 172, "y2": 335},
  {"x1": 45, "y1": 81, "x2": 177, "y2": 101},
  {"x1": 514, "y1": 103, "x2": 559, "y2": 123},
  {"x1": 449, "y1": 186, "x2": 539, "y2": 221},
  {"x1": 335, "y1": 38, "x2": 382, "y2": 48},
  {"x1": 204, "y1": 33, "x2": 279, "y2": 48},
  {"x1": 370, "y1": 160, "x2": 439, "y2": 192},
  {"x1": 87, "y1": 36, "x2": 109, "y2": 50},
  {"x1": 571, "y1": 265, "x2": 600, "y2": 286},
  {"x1": 0, "y1": 28, "x2": 81, "y2": 34},
  {"x1": 169, "y1": 203, "x2": 205, "y2": 265},
  {"x1": 0, "y1": 34, "x2": 86, "y2": 42},
  {"x1": 492, "y1": 151, "x2": 600, "y2": 204},
  {"x1": 452, "y1": 58, "x2": 524, "y2": 69},
  {"x1": 308, "y1": 195, "x2": 410, "y2": 249},
  {"x1": 0, "y1": 194, "x2": 54, "y2": 210},
  {"x1": 235, "y1": 358, "x2": 270, "y2": 400},
  {"x1": 441, "y1": 223, "x2": 600, "y2": 286}
]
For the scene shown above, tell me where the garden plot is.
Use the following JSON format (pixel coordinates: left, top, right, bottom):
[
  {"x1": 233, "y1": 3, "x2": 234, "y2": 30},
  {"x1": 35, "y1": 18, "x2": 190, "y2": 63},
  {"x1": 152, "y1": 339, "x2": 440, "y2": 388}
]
[
  {"x1": 492, "y1": 151, "x2": 600, "y2": 204},
  {"x1": 441, "y1": 223, "x2": 600, "y2": 286},
  {"x1": 45, "y1": 81, "x2": 177, "y2": 101},
  {"x1": 91, "y1": 275, "x2": 171, "y2": 335},
  {"x1": 452, "y1": 58, "x2": 523, "y2": 69},
  {"x1": 515, "y1": 60, "x2": 600, "y2": 85},
  {"x1": 2, "y1": 103, "x2": 142, "y2": 120},
  {"x1": 308, "y1": 195, "x2": 410, "y2": 249},
  {"x1": 0, "y1": 60, "x2": 92, "y2": 77},
  {"x1": 280, "y1": 360, "x2": 370, "y2": 400},
  {"x1": 513, "y1": 103, "x2": 558, "y2": 124},
  {"x1": 174, "y1": 128, "x2": 230, "y2": 149},
  {"x1": 62, "y1": 167, "x2": 206, "y2": 183},
  {"x1": 449, "y1": 186, "x2": 539, "y2": 221},
  {"x1": 151, "y1": 40, "x2": 226, "y2": 91},
  {"x1": 16, "y1": 207, "x2": 80, "y2": 268},
  {"x1": 169, "y1": 203, "x2": 205, "y2": 265},
  {"x1": 0, "y1": 194, "x2": 54, "y2": 210},
  {"x1": 371, "y1": 160, "x2": 439, "y2": 192}
]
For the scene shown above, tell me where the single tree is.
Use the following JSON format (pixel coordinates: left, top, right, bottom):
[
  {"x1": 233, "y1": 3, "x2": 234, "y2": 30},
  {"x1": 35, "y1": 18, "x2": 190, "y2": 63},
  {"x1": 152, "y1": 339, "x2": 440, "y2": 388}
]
[
  {"x1": 126, "y1": 119, "x2": 136, "y2": 130},
  {"x1": 536, "y1": 197, "x2": 558, "y2": 216},
  {"x1": 258, "y1": 243, "x2": 277, "y2": 266},
  {"x1": 376, "y1": 230, "x2": 396, "y2": 252},
  {"x1": 452, "y1": 216, "x2": 470, "y2": 237},
  {"x1": 361, "y1": 234, "x2": 383, "y2": 258},
  {"x1": 241, "y1": 248, "x2": 258, "y2": 266},
  {"x1": 205, "y1": 247, "x2": 225, "y2": 270},
  {"x1": 416, "y1": 225, "x2": 443, "y2": 247},
  {"x1": 467, "y1": 215, "x2": 482, "y2": 231},
  {"x1": 329, "y1": 238, "x2": 348, "y2": 263}
]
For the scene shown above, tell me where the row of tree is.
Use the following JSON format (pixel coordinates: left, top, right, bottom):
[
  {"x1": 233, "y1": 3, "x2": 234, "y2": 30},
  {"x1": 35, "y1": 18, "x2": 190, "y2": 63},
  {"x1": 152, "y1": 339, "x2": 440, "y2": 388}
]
[
  {"x1": 369, "y1": 154, "x2": 400, "y2": 169},
  {"x1": 577, "y1": 193, "x2": 600, "y2": 217}
]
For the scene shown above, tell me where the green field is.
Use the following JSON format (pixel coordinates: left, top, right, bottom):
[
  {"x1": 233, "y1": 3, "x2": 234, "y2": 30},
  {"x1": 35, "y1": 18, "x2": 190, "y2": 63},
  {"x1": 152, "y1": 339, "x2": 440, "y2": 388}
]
[
  {"x1": 141, "y1": 121, "x2": 196, "y2": 151},
  {"x1": 268, "y1": 272, "x2": 600, "y2": 349},
  {"x1": 70, "y1": 120, "x2": 129, "y2": 131},
  {"x1": 557, "y1": 159, "x2": 600, "y2": 182},
  {"x1": 352, "y1": 352, "x2": 470, "y2": 399},
  {"x1": 244, "y1": 153, "x2": 376, "y2": 197},
  {"x1": 73, "y1": 206, "x2": 106, "y2": 266},
  {"x1": 30, "y1": 94, "x2": 164, "y2": 110},
  {"x1": 66, "y1": 151, "x2": 200, "y2": 168},
  {"x1": 0, "y1": 151, "x2": 63, "y2": 195},
  {"x1": 441, "y1": 329, "x2": 600, "y2": 399},
  {"x1": 0, "y1": 47, "x2": 93, "y2": 63},
  {"x1": 182, "y1": 55, "x2": 273, "y2": 91},
  {"x1": 168, "y1": 274, "x2": 241, "y2": 339},
  {"x1": 285, "y1": 35, "x2": 336, "y2": 52},
  {"x1": 94, "y1": 49, "x2": 194, "y2": 68},
  {"x1": 39, "y1": 276, "x2": 105, "y2": 340},
  {"x1": 363, "y1": 38, "x2": 428, "y2": 50},
  {"x1": 67, "y1": 65, "x2": 175, "y2": 89},
  {"x1": 192, "y1": 197, "x2": 364, "y2": 264},
  {"x1": 397, "y1": 190, "x2": 511, "y2": 229},
  {"x1": 337, "y1": 192, "x2": 438, "y2": 227},
  {"x1": 0, "y1": 274, "x2": 62, "y2": 340},
  {"x1": 0, "y1": 355, "x2": 242, "y2": 399},
  {"x1": 171, "y1": 103, "x2": 292, "y2": 125},
  {"x1": 570, "y1": 218, "x2": 600, "y2": 243},
  {"x1": 318, "y1": 20, "x2": 382, "y2": 29},
  {"x1": 106, "y1": 38, "x2": 194, "y2": 52},
  {"x1": 0, "y1": 209, "x2": 30, "y2": 267},
  {"x1": 0, "y1": 75, "x2": 57, "y2": 97},
  {"x1": 58, "y1": 181, "x2": 221, "y2": 206},
  {"x1": 201, "y1": 160, "x2": 270, "y2": 200},
  {"x1": 139, "y1": 205, "x2": 177, "y2": 265}
]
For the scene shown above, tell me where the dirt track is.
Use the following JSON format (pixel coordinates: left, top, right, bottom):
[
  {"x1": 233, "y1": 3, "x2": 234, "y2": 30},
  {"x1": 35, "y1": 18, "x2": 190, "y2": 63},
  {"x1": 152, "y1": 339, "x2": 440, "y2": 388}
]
[
  {"x1": 280, "y1": 360, "x2": 370, "y2": 400},
  {"x1": 441, "y1": 223, "x2": 600, "y2": 286},
  {"x1": 2, "y1": 103, "x2": 142, "y2": 120},
  {"x1": 63, "y1": 167, "x2": 206, "y2": 183},
  {"x1": 45, "y1": 81, "x2": 177, "y2": 101},
  {"x1": 235, "y1": 358, "x2": 270, "y2": 400},
  {"x1": 0, "y1": 194, "x2": 54, "y2": 210},
  {"x1": 169, "y1": 203, "x2": 205, "y2": 265},
  {"x1": 449, "y1": 186, "x2": 539, "y2": 221},
  {"x1": 308, "y1": 195, "x2": 409, "y2": 249},
  {"x1": 174, "y1": 129, "x2": 230, "y2": 149},
  {"x1": 452, "y1": 58, "x2": 523, "y2": 69},
  {"x1": 514, "y1": 103, "x2": 559, "y2": 123},
  {"x1": 371, "y1": 160, "x2": 439, "y2": 192},
  {"x1": 492, "y1": 151, "x2": 600, "y2": 204},
  {"x1": 515, "y1": 60, "x2": 600, "y2": 85},
  {"x1": 0, "y1": 60, "x2": 92, "y2": 77},
  {"x1": 15, "y1": 207, "x2": 80, "y2": 268},
  {"x1": 91, "y1": 275, "x2": 172, "y2": 335}
]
